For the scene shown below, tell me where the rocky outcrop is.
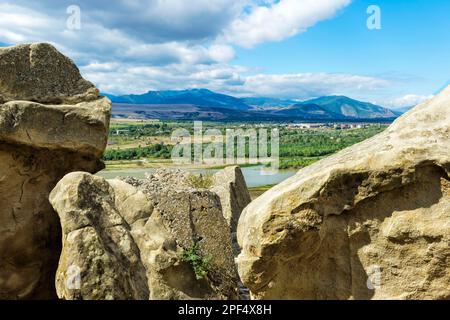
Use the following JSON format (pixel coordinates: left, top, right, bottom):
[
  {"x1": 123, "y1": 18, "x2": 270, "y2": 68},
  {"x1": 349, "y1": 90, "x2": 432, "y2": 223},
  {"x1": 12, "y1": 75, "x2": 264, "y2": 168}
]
[
  {"x1": 211, "y1": 166, "x2": 251, "y2": 234},
  {"x1": 0, "y1": 43, "x2": 111, "y2": 299},
  {"x1": 237, "y1": 87, "x2": 450, "y2": 300},
  {"x1": 50, "y1": 170, "x2": 239, "y2": 300},
  {"x1": 49, "y1": 173, "x2": 149, "y2": 300},
  {"x1": 0, "y1": 43, "x2": 98, "y2": 104},
  {"x1": 211, "y1": 166, "x2": 251, "y2": 256}
]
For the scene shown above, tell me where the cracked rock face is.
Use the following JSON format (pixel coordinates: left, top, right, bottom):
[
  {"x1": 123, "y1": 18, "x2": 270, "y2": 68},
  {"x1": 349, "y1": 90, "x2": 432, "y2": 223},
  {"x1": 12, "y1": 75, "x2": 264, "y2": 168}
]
[
  {"x1": 0, "y1": 43, "x2": 98, "y2": 104},
  {"x1": 211, "y1": 166, "x2": 251, "y2": 256},
  {"x1": 50, "y1": 170, "x2": 239, "y2": 300},
  {"x1": 0, "y1": 43, "x2": 111, "y2": 299},
  {"x1": 49, "y1": 173, "x2": 149, "y2": 300},
  {"x1": 211, "y1": 166, "x2": 251, "y2": 235},
  {"x1": 237, "y1": 86, "x2": 450, "y2": 300}
]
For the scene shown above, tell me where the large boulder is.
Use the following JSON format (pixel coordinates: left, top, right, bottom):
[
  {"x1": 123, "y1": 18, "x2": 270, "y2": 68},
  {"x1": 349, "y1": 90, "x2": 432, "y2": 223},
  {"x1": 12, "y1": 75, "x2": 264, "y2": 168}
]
[
  {"x1": 0, "y1": 43, "x2": 98, "y2": 104},
  {"x1": 211, "y1": 166, "x2": 251, "y2": 234},
  {"x1": 50, "y1": 170, "x2": 239, "y2": 300},
  {"x1": 211, "y1": 166, "x2": 251, "y2": 256},
  {"x1": 49, "y1": 173, "x2": 149, "y2": 300},
  {"x1": 237, "y1": 87, "x2": 450, "y2": 300},
  {"x1": 0, "y1": 43, "x2": 111, "y2": 299}
]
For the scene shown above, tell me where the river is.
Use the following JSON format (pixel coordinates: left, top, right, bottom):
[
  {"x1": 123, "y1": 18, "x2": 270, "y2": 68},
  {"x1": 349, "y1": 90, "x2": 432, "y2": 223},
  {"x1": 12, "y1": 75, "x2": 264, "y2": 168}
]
[{"x1": 97, "y1": 165, "x2": 297, "y2": 188}]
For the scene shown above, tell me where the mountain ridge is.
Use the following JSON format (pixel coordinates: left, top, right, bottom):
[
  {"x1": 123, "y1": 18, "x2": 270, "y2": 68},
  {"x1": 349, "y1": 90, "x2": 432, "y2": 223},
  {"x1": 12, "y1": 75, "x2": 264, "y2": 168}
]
[
  {"x1": 105, "y1": 88, "x2": 251, "y2": 110},
  {"x1": 105, "y1": 88, "x2": 401, "y2": 121}
]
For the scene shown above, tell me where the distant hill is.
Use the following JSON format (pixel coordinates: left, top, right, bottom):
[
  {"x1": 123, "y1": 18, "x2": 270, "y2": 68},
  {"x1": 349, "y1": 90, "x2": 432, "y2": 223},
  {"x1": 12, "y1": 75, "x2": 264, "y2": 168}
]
[
  {"x1": 241, "y1": 97, "x2": 299, "y2": 108},
  {"x1": 105, "y1": 88, "x2": 251, "y2": 110},
  {"x1": 104, "y1": 89, "x2": 400, "y2": 121},
  {"x1": 111, "y1": 103, "x2": 282, "y2": 121},
  {"x1": 271, "y1": 103, "x2": 346, "y2": 119},
  {"x1": 298, "y1": 96, "x2": 400, "y2": 119}
]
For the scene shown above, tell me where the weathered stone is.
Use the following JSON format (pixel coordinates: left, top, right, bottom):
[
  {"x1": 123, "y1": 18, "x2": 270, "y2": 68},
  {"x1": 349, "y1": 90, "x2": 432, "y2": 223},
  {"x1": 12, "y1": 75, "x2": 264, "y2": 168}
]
[
  {"x1": 0, "y1": 43, "x2": 98, "y2": 104},
  {"x1": 49, "y1": 173, "x2": 149, "y2": 300},
  {"x1": 0, "y1": 98, "x2": 111, "y2": 158},
  {"x1": 211, "y1": 166, "x2": 251, "y2": 234},
  {"x1": 237, "y1": 87, "x2": 450, "y2": 300},
  {"x1": 117, "y1": 168, "x2": 247, "y2": 297},
  {"x1": 50, "y1": 169, "x2": 239, "y2": 300},
  {"x1": 0, "y1": 43, "x2": 110, "y2": 299},
  {"x1": 116, "y1": 170, "x2": 239, "y2": 299},
  {"x1": 211, "y1": 166, "x2": 251, "y2": 256}
]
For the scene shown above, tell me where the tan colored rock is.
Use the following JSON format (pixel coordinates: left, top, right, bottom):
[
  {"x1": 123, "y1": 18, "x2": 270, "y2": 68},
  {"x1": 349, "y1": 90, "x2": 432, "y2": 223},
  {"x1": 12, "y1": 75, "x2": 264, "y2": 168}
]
[
  {"x1": 211, "y1": 166, "x2": 251, "y2": 234},
  {"x1": 0, "y1": 98, "x2": 110, "y2": 158},
  {"x1": 115, "y1": 171, "x2": 239, "y2": 300},
  {"x1": 0, "y1": 43, "x2": 110, "y2": 299},
  {"x1": 50, "y1": 169, "x2": 239, "y2": 300},
  {"x1": 0, "y1": 43, "x2": 98, "y2": 104},
  {"x1": 211, "y1": 166, "x2": 251, "y2": 256},
  {"x1": 237, "y1": 87, "x2": 450, "y2": 300},
  {"x1": 49, "y1": 173, "x2": 149, "y2": 300}
]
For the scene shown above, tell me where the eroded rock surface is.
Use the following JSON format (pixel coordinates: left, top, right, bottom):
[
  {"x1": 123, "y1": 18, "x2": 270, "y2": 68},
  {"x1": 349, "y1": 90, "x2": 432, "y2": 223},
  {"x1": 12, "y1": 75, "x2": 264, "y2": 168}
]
[
  {"x1": 49, "y1": 173, "x2": 149, "y2": 300},
  {"x1": 211, "y1": 166, "x2": 251, "y2": 256},
  {"x1": 50, "y1": 169, "x2": 239, "y2": 300},
  {"x1": 211, "y1": 166, "x2": 251, "y2": 234},
  {"x1": 0, "y1": 43, "x2": 98, "y2": 104},
  {"x1": 0, "y1": 43, "x2": 111, "y2": 299},
  {"x1": 237, "y1": 87, "x2": 450, "y2": 300}
]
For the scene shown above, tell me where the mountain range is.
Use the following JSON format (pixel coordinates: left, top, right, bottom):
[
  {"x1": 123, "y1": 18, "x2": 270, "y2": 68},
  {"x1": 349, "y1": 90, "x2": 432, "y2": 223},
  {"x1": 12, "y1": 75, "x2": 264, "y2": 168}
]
[
  {"x1": 105, "y1": 89, "x2": 250, "y2": 110},
  {"x1": 105, "y1": 89, "x2": 401, "y2": 121}
]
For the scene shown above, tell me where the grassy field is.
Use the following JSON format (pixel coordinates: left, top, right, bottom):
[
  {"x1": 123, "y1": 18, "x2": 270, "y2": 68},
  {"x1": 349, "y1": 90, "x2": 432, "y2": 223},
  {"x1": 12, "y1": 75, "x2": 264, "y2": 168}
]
[{"x1": 104, "y1": 120, "x2": 388, "y2": 170}]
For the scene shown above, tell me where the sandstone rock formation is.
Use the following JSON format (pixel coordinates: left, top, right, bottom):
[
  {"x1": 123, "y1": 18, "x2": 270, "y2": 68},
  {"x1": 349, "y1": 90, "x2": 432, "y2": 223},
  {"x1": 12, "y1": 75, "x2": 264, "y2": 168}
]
[
  {"x1": 50, "y1": 173, "x2": 149, "y2": 300},
  {"x1": 50, "y1": 170, "x2": 239, "y2": 300},
  {"x1": 237, "y1": 87, "x2": 450, "y2": 300},
  {"x1": 211, "y1": 166, "x2": 251, "y2": 234},
  {"x1": 0, "y1": 43, "x2": 111, "y2": 299},
  {"x1": 0, "y1": 43, "x2": 98, "y2": 104},
  {"x1": 211, "y1": 166, "x2": 251, "y2": 256},
  {"x1": 130, "y1": 166, "x2": 251, "y2": 252}
]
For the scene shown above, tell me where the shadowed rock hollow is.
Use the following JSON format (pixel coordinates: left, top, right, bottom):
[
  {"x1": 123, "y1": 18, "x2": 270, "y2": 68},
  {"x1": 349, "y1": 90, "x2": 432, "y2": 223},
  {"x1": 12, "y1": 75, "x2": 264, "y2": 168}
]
[
  {"x1": 0, "y1": 43, "x2": 111, "y2": 299},
  {"x1": 237, "y1": 87, "x2": 450, "y2": 300}
]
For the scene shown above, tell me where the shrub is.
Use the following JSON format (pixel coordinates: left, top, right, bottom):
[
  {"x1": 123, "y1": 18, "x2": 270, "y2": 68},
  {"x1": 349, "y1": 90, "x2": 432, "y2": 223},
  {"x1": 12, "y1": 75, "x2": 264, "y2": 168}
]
[
  {"x1": 186, "y1": 172, "x2": 214, "y2": 189},
  {"x1": 181, "y1": 242, "x2": 211, "y2": 280}
]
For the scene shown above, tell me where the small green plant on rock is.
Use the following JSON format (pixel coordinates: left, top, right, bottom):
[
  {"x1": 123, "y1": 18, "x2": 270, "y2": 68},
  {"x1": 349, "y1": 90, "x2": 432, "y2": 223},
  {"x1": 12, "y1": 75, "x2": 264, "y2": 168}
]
[
  {"x1": 181, "y1": 242, "x2": 211, "y2": 280},
  {"x1": 186, "y1": 172, "x2": 214, "y2": 189}
]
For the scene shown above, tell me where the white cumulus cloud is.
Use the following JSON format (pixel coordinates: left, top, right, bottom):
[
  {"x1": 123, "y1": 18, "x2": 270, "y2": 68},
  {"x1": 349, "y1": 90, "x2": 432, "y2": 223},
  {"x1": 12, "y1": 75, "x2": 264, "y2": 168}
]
[
  {"x1": 236, "y1": 73, "x2": 390, "y2": 98},
  {"x1": 223, "y1": 0, "x2": 351, "y2": 48},
  {"x1": 1, "y1": 0, "x2": 397, "y2": 102},
  {"x1": 387, "y1": 94, "x2": 434, "y2": 109}
]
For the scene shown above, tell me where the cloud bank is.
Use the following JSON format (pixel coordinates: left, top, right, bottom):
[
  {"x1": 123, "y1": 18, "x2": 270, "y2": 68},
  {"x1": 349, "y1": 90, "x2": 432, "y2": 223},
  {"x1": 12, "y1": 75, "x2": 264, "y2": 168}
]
[
  {"x1": 387, "y1": 94, "x2": 434, "y2": 109},
  {"x1": 0, "y1": 0, "x2": 415, "y2": 104},
  {"x1": 224, "y1": 0, "x2": 351, "y2": 48}
]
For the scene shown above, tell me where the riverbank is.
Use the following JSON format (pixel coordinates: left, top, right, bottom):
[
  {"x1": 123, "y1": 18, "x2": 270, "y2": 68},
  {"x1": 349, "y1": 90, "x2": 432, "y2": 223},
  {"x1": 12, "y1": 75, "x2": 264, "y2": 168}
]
[
  {"x1": 103, "y1": 159, "x2": 269, "y2": 170},
  {"x1": 98, "y1": 164, "x2": 297, "y2": 190},
  {"x1": 248, "y1": 184, "x2": 275, "y2": 200}
]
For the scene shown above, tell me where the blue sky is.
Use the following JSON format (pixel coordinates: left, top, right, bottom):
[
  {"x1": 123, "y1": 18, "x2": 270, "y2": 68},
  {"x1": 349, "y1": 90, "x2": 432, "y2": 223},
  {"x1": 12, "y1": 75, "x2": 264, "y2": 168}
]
[
  {"x1": 234, "y1": 0, "x2": 450, "y2": 105},
  {"x1": 0, "y1": 0, "x2": 448, "y2": 108}
]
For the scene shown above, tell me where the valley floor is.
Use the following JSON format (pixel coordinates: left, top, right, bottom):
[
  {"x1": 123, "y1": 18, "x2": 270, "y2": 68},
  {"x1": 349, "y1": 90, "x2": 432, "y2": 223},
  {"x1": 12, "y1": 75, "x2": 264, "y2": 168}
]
[{"x1": 102, "y1": 120, "x2": 389, "y2": 194}]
